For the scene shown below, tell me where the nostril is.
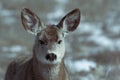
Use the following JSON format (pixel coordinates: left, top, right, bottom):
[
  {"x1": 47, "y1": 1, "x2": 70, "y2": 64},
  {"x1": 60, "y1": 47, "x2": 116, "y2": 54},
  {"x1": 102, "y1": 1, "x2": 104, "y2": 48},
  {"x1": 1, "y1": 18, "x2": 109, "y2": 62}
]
[{"x1": 46, "y1": 53, "x2": 57, "y2": 61}]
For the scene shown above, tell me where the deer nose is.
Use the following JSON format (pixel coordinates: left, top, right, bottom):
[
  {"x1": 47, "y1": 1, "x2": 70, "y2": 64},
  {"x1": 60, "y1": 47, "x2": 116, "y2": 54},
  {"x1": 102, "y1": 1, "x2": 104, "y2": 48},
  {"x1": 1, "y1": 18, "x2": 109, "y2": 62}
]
[{"x1": 46, "y1": 53, "x2": 57, "y2": 61}]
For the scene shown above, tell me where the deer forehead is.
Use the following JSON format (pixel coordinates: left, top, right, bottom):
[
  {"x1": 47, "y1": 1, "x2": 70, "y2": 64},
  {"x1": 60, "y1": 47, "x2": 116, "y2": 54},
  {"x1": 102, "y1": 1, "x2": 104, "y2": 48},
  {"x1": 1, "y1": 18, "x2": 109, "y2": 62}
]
[{"x1": 39, "y1": 25, "x2": 62, "y2": 41}]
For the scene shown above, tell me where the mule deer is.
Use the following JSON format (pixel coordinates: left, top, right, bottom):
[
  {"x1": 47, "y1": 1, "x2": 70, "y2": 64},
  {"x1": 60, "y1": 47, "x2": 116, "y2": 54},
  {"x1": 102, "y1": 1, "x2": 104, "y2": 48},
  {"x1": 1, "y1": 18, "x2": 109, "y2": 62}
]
[{"x1": 5, "y1": 8, "x2": 80, "y2": 80}]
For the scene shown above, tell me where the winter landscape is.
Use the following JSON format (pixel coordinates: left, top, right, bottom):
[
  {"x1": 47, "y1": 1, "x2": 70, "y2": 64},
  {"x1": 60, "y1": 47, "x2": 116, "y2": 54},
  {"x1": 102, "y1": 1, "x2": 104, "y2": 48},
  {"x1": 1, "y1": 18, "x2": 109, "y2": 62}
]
[{"x1": 0, "y1": 0, "x2": 120, "y2": 80}]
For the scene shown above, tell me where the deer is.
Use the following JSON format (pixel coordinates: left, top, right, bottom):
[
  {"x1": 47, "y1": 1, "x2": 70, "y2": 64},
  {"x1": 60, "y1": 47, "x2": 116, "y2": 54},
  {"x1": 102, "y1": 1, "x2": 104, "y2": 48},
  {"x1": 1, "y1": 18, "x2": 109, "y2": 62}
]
[{"x1": 4, "y1": 8, "x2": 80, "y2": 80}]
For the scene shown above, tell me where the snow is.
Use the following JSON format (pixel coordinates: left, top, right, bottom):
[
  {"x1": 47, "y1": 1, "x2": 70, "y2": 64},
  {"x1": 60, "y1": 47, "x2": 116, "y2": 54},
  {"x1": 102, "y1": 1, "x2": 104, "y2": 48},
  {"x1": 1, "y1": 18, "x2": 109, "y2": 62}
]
[
  {"x1": 73, "y1": 59, "x2": 97, "y2": 72},
  {"x1": 1, "y1": 45, "x2": 28, "y2": 58},
  {"x1": 89, "y1": 34, "x2": 112, "y2": 47},
  {"x1": 0, "y1": 9, "x2": 16, "y2": 24},
  {"x1": 47, "y1": 0, "x2": 68, "y2": 24},
  {"x1": 108, "y1": 25, "x2": 120, "y2": 34},
  {"x1": 47, "y1": 8, "x2": 65, "y2": 24},
  {"x1": 2, "y1": 45, "x2": 26, "y2": 52},
  {"x1": 77, "y1": 22, "x2": 103, "y2": 34},
  {"x1": 3, "y1": 17, "x2": 16, "y2": 24},
  {"x1": 65, "y1": 59, "x2": 97, "y2": 73},
  {"x1": 76, "y1": 22, "x2": 120, "y2": 52},
  {"x1": 0, "y1": 0, "x2": 120, "y2": 80},
  {"x1": 55, "y1": 0, "x2": 68, "y2": 4},
  {"x1": 0, "y1": 9, "x2": 14, "y2": 17}
]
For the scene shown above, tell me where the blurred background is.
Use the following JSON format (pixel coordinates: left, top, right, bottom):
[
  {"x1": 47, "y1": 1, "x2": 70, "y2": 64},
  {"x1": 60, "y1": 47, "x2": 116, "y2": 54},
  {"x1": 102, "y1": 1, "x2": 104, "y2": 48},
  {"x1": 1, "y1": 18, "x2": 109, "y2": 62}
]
[{"x1": 0, "y1": 0, "x2": 120, "y2": 80}]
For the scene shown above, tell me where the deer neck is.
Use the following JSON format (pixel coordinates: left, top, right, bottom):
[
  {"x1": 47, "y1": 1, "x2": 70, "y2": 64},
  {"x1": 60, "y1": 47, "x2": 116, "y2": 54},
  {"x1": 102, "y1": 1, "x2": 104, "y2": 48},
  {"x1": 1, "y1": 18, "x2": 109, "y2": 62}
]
[{"x1": 32, "y1": 55, "x2": 64, "y2": 80}]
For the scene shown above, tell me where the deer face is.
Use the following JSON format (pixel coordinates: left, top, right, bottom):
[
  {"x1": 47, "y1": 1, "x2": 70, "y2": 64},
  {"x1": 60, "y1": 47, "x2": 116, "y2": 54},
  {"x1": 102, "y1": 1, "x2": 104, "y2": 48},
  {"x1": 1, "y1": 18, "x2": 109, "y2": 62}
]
[
  {"x1": 33, "y1": 25, "x2": 65, "y2": 64},
  {"x1": 21, "y1": 8, "x2": 80, "y2": 64}
]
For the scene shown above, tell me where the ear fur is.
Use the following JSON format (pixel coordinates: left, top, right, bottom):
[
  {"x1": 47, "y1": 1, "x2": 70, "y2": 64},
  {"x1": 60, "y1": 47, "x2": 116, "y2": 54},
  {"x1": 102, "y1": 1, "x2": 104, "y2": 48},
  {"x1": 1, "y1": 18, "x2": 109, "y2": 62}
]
[
  {"x1": 57, "y1": 8, "x2": 80, "y2": 33},
  {"x1": 21, "y1": 8, "x2": 43, "y2": 35}
]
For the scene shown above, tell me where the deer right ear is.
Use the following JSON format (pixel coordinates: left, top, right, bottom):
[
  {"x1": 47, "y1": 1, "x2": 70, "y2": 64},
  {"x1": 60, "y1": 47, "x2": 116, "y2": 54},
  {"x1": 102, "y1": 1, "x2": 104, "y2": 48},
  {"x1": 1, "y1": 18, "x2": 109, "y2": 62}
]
[
  {"x1": 57, "y1": 8, "x2": 80, "y2": 33},
  {"x1": 21, "y1": 8, "x2": 43, "y2": 35}
]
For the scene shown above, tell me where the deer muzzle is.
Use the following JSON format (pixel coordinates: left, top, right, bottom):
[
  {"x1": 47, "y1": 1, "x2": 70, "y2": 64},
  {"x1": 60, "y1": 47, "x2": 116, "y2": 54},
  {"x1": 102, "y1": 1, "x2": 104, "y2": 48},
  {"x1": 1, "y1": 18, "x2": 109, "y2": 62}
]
[{"x1": 46, "y1": 53, "x2": 57, "y2": 61}]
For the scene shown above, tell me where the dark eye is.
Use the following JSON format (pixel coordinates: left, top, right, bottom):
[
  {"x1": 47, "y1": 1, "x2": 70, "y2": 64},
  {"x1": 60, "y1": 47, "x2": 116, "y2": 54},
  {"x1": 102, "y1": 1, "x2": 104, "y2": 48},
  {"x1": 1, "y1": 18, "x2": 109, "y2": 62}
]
[
  {"x1": 39, "y1": 40, "x2": 45, "y2": 45},
  {"x1": 58, "y1": 40, "x2": 62, "y2": 44}
]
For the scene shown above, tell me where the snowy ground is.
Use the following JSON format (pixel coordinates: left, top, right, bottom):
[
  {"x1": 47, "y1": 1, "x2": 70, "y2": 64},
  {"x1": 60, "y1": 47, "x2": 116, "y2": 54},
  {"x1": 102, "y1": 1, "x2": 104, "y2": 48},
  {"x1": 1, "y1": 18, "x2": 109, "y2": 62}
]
[{"x1": 1, "y1": 0, "x2": 120, "y2": 80}]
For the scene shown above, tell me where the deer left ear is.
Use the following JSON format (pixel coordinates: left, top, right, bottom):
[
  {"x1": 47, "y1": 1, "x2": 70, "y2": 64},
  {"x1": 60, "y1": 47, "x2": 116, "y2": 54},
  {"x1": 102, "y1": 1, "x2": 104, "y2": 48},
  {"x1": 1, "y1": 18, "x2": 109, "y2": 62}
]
[
  {"x1": 57, "y1": 8, "x2": 80, "y2": 33},
  {"x1": 21, "y1": 8, "x2": 44, "y2": 35}
]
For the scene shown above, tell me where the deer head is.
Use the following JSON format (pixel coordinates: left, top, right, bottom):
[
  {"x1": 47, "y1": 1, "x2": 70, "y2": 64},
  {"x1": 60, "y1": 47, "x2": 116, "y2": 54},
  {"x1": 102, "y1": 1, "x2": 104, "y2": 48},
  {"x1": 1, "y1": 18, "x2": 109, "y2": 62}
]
[{"x1": 21, "y1": 8, "x2": 80, "y2": 64}]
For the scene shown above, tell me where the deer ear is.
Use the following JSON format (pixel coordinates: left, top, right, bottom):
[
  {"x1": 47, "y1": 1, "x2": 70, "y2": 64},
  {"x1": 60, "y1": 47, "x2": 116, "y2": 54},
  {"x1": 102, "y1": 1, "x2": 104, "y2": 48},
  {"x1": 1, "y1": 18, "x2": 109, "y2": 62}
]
[
  {"x1": 21, "y1": 8, "x2": 44, "y2": 35},
  {"x1": 57, "y1": 8, "x2": 80, "y2": 33}
]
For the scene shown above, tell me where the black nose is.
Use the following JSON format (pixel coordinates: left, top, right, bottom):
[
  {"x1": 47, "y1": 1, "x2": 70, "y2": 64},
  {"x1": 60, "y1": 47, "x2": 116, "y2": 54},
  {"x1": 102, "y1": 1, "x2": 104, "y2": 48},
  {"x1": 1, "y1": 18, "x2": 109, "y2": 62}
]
[{"x1": 46, "y1": 53, "x2": 57, "y2": 61}]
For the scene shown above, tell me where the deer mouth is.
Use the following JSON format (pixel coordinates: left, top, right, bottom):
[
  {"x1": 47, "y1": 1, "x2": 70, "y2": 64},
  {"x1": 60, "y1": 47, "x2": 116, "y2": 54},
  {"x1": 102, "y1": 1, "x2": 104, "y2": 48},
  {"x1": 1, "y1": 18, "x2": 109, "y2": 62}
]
[{"x1": 45, "y1": 53, "x2": 57, "y2": 62}]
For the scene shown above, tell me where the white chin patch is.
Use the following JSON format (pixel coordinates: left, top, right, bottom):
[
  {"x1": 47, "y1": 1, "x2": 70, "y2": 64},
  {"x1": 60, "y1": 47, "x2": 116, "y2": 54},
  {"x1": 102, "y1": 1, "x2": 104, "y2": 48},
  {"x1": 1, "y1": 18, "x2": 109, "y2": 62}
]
[
  {"x1": 37, "y1": 57, "x2": 59, "y2": 65},
  {"x1": 47, "y1": 59, "x2": 60, "y2": 64},
  {"x1": 45, "y1": 58, "x2": 62, "y2": 65}
]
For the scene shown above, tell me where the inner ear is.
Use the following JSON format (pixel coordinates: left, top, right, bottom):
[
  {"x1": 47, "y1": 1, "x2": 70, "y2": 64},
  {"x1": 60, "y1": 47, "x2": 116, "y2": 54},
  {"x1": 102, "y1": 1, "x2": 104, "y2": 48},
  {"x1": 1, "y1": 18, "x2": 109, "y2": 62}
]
[
  {"x1": 21, "y1": 8, "x2": 43, "y2": 35},
  {"x1": 57, "y1": 8, "x2": 80, "y2": 32},
  {"x1": 64, "y1": 10, "x2": 80, "y2": 31}
]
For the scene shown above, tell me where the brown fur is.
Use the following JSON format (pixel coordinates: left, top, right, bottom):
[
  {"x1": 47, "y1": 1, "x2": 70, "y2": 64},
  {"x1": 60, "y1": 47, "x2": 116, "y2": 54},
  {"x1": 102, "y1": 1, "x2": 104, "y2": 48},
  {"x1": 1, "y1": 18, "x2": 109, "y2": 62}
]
[
  {"x1": 44, "y1": 25, "x2": 59, "y2": 42},
  {"x1": 5, "y1": 55, "x2": 68, "y2": 80}
]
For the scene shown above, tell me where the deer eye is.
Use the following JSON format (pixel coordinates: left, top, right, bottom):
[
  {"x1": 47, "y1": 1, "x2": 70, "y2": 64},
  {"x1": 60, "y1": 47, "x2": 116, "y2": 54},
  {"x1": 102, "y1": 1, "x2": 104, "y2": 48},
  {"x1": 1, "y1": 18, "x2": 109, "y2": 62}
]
[
  {"x1": 39, "y1": 40, "x2": 45, "y2": 45},
  {"x1": 57, "y1": 40, "x2": 62, "y2": 44}
]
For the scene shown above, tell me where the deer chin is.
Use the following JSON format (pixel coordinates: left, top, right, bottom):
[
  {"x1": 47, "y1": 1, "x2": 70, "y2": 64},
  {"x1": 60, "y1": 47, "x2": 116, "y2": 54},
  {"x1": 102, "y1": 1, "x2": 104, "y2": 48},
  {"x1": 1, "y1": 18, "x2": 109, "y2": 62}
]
[
  {"x1": 46, "y1": 60, "x2": 61, "y2": 65},
  {"x1": 40, "y1": 59, "x2": 61, "y2": 65}
]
